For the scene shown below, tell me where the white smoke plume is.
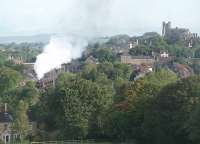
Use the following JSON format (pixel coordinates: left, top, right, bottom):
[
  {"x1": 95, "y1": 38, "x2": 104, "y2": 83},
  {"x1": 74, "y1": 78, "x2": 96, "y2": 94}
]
[
  {"x1": 34, "y1": 36, "x2": 87, "y2": 79},
  {"x1": 34, "y1": 0, "x2": 112, "y2": 79}
]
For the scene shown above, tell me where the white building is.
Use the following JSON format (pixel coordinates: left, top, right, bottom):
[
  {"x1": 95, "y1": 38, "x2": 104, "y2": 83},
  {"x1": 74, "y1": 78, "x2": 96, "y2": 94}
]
[{"x1": 160, "y1": 51, "x2": 169, "y2": 58}]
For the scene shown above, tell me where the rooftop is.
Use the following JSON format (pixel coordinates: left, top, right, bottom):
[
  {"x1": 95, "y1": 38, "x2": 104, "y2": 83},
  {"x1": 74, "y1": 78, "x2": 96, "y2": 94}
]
[{"x1": 0, "y1": 112, "x2": 13, "y2": 123}]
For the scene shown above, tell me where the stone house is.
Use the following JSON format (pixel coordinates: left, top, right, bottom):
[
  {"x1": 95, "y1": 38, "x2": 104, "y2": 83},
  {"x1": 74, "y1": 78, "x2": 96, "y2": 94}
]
[
  {"x1": 0, "y1": 104, "x2": 19, "y2": 144},
  {"x1": 85, "y1": 56, "x2": 99, "y2": 64},
  {"x1": 0, "y1": 112, "x2": 14, "y2": 143},
  {"x1": 0, "y1": 104, "x2": 36, "y2": 143}
]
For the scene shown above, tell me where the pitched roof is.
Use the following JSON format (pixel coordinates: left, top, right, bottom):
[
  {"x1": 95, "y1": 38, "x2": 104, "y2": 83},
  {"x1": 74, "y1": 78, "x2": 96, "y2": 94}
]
[{"x1": 0, "y1": 113, "x2": 13, "y2": 123}]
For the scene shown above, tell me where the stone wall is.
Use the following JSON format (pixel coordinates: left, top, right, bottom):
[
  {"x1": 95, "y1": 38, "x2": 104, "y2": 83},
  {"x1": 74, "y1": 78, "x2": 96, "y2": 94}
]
[{"x1": 121, "y1": 55, "x2": 155, "y2": 65}]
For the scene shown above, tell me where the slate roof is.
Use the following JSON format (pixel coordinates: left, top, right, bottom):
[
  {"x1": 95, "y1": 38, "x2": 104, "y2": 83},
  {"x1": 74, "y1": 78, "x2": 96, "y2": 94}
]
[{"x1": 0, "y1": 112, "x2": 13, "y2": 123}]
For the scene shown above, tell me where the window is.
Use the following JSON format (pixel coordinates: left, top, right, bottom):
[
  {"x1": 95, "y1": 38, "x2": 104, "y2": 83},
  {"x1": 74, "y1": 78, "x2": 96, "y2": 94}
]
[{"x1": 6, "y1": 135, "x2": 9, "y2": 142}]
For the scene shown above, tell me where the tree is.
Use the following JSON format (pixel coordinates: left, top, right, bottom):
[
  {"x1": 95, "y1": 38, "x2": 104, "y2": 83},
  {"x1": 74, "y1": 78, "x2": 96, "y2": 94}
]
[
  {"x1": 81, "y1": 64, "x2": 98, "y2": 81},
  {"x1": 150, "y1": 35, "x2": 169, "y2": 52},
  {"x1": 142, "y1": 69, "x2": 177, "y2": 87},
  {"x1": 142, "y1": 76, "x2": 200, "y2": 144},
  {"x1": 97, "y1": 62, "x2": 132, "y2": 81},
  {"x1": 186, "y1": 104, "x2": 200, "y2": 144},
  {"x1": 48, "y1": 75, "x2": 113, "y2": 139},
  {"x1": 19, "y1": 81, "x2": 39, "y2": 106},
  {"x1": 13, "y1": 100, "x2": 29, "y2": 140},
  {"x1": 105, "y1": 69, "x2": 178, "y2": 142},
  {"x1": 113, "y1": 63, "x2": 132, "y2": 80},
  {"x1": 195, "y1": 48, "x2": 200, "y2": 58},
  {"x1": 93, "y1": 48, "x2": 115, "y2": 62},
  {"x1": 0, "y1": 67, "x2": 22, "y2": 94},
  {"x1": 105, "y1": 110, "x2": 133, "y2": 141},
  {"x1": 97, "y1": 62, "x2": 114, "y2": 80},
  {"x1": 127, "y1": 69, "x2": 177, "y2": 104},
  {"x1": 129, "y1": 45, "x2": 151, "y2": 56},
  {"x1": 0, "y1": 52, "x2": 6, "y2": 67},
  {"x1": 191, "y1": 60, "x2": 200, "y2": 74}
]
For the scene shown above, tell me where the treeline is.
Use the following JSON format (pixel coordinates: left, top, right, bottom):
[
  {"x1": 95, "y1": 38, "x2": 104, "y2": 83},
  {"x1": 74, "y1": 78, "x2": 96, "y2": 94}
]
[
  {"x1": 31, "y1": 62, "x2": 200, "y2": 144},
  {"x1": 0, "y1": 66, "x2": 39, "y2": 141},
  {"x1": 0, "y1": 42, "x2": 43, "y2": 65},
  {"x1": 2, "y1": 60, "x2": 200, "y2": 144},
  {"x1": 0, "y1": 43, "x2": 42, "y2": 142},
  {"x1": 1, "y1": 33, "x2": 200, "y2": 144}
]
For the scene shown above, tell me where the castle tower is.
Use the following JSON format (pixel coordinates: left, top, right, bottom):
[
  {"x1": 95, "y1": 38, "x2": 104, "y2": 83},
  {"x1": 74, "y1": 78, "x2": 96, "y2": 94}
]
[
  {"x1": 162, "y1": 22, "x2": 166, "y2": 37},
  {"x1": 166, "y1": 21, "x2": 171, "y2": 29},
  {"x1": 162, "y1": 21, "x2": 171, "y2": 37}
]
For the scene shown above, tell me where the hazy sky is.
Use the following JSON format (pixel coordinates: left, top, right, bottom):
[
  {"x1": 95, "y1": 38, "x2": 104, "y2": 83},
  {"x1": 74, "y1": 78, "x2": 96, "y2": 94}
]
[{"x1": 0, "y1": 0, "x2": 199, "y2": 37}]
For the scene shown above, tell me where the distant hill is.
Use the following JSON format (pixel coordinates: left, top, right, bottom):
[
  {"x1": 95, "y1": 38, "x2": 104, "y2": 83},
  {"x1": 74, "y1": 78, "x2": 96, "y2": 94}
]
[
  {"x1": 0, "y1": 34, "x2": 110, "y2": 44},
  {"x1": 0, "y1": 34, "x2": 52, "y2": 44}
]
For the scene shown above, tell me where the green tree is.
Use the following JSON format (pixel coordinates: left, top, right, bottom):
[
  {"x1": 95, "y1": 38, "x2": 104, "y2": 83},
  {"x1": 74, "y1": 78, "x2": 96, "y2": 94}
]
[
  {"x1": 19, "y1": 81, "x2": 39, "y2": 106},
  {"x1": 97, "y1": 62, "x2": 114, "y2": 80},
  {"x1": 105, "y1": 69, "x2": 177, "y2": 142},
  {"x1": 195, "y1": 48, "x2": 200, "y2": 58},
  {"x1": 127, "y1": 69, "x2": 177, "y2": 104},
  {"x1": 93, "y1": 48, "x2": 115, "y2": 62},
  {"x1": 0, "y1": 67, "x2": 22, "y2": 94},
  {"x1": 13, "y1": 100, "x2": 29, "y2": 140},
  {"x1": 113, "y1": 63, "x2": 132, "y2": 80},
  {"x1": 129, "y1": 45, "x2": 151, "y2": 56},
  {"x1": 142, "y1": 76, "x2": 200, "y2": 144},
  {"x1": 191, "y1": 60, "x2": 200, "y2": 74},
  {"x1": 97, "y1": 62, "x2": 132, "y2": 80},
  {"x1": 81, "y1": 64, "x2": 98, "y2": 81},
  {"x1": 0, "y1": 52, "x2": 6, "y2": 67},
  {"x1": 186, "y1": 104, "x2": 200, "y2": 144},
  {"x1": 48, "y1": 75, "x2": 113, "y2": 139}
]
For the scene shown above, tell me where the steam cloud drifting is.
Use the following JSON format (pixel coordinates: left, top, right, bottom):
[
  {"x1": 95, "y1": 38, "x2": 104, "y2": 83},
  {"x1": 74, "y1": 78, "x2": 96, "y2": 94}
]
[
  {"x1": 34, "y1": 0, "x2": 111, "y2": 79},
  {"x1": 2, "y1": 0, "x2": 199, "y2": 78},
  {"x1": 34, "y1": 36, "x2": 87, "y2": 79}
]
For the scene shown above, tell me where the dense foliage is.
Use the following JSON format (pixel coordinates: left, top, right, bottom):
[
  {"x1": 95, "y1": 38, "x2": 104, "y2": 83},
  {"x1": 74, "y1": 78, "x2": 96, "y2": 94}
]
[
  {"x1": 1, "y1": 34, "x2": 200, "y2": 144},
  {"x1": 0, "y1": 43, "x2": 42, "y2": 64}
]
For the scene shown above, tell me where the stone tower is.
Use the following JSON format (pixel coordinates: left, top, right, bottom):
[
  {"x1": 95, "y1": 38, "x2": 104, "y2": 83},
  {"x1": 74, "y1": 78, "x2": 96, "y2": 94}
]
[{"x1": 162, "y1": 21, "x2": 171, "y2": 37}]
